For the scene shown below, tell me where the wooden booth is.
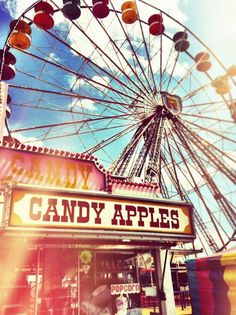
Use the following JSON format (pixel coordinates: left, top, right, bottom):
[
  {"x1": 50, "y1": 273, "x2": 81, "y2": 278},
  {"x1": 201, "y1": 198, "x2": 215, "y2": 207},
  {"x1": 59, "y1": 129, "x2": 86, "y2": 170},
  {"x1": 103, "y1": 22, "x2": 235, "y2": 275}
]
[{"x1": 0, "y1": 144, "x2": 195, "y2": 315}]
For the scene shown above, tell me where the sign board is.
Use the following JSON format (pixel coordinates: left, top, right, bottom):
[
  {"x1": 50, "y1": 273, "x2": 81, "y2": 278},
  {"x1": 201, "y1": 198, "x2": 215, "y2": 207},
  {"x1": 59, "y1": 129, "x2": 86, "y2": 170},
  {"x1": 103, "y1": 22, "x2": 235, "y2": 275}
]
[
  {"x1": 0, "y1": 147, "x2": 106, "y2": 191},
  {"x1": 6, "y1": 186, "x2": 195, "y2": 242},
  {"x1": 111, "y1": 283, "x2": 140, "y2": 295},
  {"x1": 0, "y1": 82, "x2": 8, "y2": 144}
]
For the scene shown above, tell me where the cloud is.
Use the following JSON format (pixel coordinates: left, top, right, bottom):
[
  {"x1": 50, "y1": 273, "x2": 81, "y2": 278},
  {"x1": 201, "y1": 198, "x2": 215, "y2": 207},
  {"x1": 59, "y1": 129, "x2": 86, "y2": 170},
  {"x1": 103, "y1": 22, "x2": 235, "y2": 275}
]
[
  {"x1": 70, "y1": 99, "x2": 97, "y2": 112},
  {"x1": 11, "y1": 132, "x2": 44, "y2": 146},
  {"x1": 0, "y1": 0, "x2": 35, "y2": 18}
]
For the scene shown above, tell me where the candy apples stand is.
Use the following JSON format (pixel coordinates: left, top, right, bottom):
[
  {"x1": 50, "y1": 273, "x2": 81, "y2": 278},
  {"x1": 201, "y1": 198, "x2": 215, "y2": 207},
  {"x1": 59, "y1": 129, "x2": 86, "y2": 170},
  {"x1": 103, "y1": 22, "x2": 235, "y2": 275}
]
[{"x1": 0, "y1": 144, "x2": 195, "y2": 315}]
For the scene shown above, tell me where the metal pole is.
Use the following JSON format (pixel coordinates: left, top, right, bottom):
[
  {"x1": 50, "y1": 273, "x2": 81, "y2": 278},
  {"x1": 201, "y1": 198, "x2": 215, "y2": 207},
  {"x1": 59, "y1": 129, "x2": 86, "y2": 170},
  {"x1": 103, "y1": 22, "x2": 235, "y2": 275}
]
[
  {"x1": 77, "y1": 249, "x2": 80, "y2": 315},
  {"x1": 34, "y1": 248, "x2": 41, "y2": 315},
  {"x1": 160, "y1": 250, "x2": 169, "y2": 294},
  {"x1": 152, "y1": 248, "x2": 163, "y2": 315},
  {"x1": 0, "y1": 82, "x2": 8, "y2": 145}
]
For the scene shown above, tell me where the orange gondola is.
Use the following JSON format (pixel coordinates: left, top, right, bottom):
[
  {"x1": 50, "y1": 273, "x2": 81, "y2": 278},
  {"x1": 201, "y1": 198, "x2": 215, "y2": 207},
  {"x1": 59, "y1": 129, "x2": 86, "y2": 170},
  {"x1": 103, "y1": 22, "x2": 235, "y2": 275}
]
[
  {"x1": 227, "y1": 65, "x2": 236, "y2": 77},
  {"x1": 121, "y1": 1, "x2": 137, "y2": 24},
  {"x1": 8, "y1": 20, "x2": 31, "y2": 50},
  {"x1": 195, "y1": 52, "x2": 212, "y2": 72}
]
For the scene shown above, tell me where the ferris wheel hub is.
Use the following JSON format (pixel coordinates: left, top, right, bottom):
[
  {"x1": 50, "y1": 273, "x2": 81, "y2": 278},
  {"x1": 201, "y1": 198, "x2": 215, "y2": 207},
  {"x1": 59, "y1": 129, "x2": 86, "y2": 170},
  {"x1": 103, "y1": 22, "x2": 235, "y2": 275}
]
[{"x1": 161, "y1": 91, "x2": 182, "y2": 116}]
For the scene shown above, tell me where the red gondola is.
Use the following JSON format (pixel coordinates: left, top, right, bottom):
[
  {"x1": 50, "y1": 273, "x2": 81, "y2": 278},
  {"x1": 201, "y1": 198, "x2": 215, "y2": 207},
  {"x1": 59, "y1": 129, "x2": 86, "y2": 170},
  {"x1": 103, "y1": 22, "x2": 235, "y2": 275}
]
[
  {"x1": 92, "y1": 0, "x2": 109, "y2": 19},
  {"x1": 173, "y1": 31, "x2": 189, "y2": 52},
  {"x1": 34, "y1": 1, "x2": 54, "y2": 30},
  {"x1": 148, "y1": 14, "x2": 164, "y2": 36},
  {"x1": 0, "y1": 50, "x2": 16, "y2": 80},
  {"x1": 62, "y1": 0, "x2": 81, "y2": 20}
]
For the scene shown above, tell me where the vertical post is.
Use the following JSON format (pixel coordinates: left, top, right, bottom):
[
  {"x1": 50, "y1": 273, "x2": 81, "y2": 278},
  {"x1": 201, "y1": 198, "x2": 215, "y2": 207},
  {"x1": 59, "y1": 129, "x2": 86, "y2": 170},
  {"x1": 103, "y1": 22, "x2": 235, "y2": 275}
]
[
  {"x1": 34, "y1": 248, "x2": 41, "y2": 315},
  {"x1": 77, "y1": 250, "x2": 80, "y2": 315},
  {"x1": 153, "y1": 249, "x2": 163, "y2": 315},
  {"x1": 153, "y1": 248, "x2": 176, "y2": 315},
  {"x1": 0, "y1": 82, "x2": 8, "y2": 145}
]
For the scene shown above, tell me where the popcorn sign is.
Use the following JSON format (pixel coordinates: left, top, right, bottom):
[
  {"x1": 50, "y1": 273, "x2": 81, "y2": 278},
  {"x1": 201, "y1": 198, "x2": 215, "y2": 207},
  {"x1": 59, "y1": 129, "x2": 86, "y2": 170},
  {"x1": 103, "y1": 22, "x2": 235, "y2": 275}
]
[{"x1": 111, "y1": 283, "x2": 140, "y2": 295}]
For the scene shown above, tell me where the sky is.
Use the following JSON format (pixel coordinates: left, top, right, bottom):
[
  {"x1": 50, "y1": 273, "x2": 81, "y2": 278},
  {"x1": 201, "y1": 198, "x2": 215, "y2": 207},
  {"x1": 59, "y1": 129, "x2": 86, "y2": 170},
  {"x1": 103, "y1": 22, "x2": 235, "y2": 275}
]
[
  {"x1": 0, "y1": 0, "x2": 235, "y2": 163},
  {"x1": 0, "y1": 0, "x2": 235, "y2": 170}
]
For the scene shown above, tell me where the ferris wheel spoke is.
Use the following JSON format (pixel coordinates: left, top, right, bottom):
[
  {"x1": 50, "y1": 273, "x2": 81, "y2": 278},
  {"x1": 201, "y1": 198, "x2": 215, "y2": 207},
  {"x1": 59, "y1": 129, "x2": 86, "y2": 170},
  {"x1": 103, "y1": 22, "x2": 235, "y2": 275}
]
[
  {"x1": 111, "y1": 114, "x2": 158, "y2": 176},
  {"x1": 14, "y1": 47, "x2": 143, "y2": 106},
  {"x1": 65, "y1": 9, "x2": 152, "y2": 99},
  {"x1": 11, "y1": 96, "x2": 133, "y2": 118},
  {"x1": 182, "y1": 116, "x2": 236, "y2": 144},
  {"x1": 134, "y1": 2, "x2": 157, "y2": 93},
  {"x1": 13, "y1": 120, "x2": 135, "y2": 146},
  {"x1": 82, "y1": 121, "x2": 139, "y2": 156},
  {"x1": 109, "y1": 1, "x2": 155, "y2": 96},
  {"x1": 182, "y1": 83, "x2": 212, "y2": 101},
  {"x1": 161, "y1": 150, "x2": 221, "y2": 253},
  {"x1": 27, "y1": 25, "x2": 146, "y2": 101},
  {"x1": 181, "y1": 108, "x2": 235, "y2": 122},
  {"x1": 165, "y1": 52, "x2": 181, "y2": 92},
  {"x1": 170, "y1": 63, "x2": 196, "y2": 95},
  {"x1": 163, "y1": 131, "x2": 184, "y2": 199},
  {"x1": 160, "y1": 152, "x2": 225, "y2": 253},
  {"x1": 175, "y1": 119, "x2": 236, "y2": 190},
  {"x1": 11, "y1": 112, "x2": 131, "y2": 133},
  {"x1": 182, "y1": 101, "x2": 233, "y2": 116},
  {"x1": 172, "y1": 118, "x2": 236, "y2": 230},
  {"x1": 167, "y1": 128, "x2": 230, "y2": 246},
  {"x1": 9, "y1": 83, "x2": 140, "y2": 111}
]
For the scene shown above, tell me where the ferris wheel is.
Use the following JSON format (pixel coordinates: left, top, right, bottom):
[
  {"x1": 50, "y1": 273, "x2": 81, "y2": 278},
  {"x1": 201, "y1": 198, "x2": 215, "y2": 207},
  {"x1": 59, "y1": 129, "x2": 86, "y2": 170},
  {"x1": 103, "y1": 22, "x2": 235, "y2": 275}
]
[{"x1": 0, "y1": 0, "x2": 236, "y2": 254}]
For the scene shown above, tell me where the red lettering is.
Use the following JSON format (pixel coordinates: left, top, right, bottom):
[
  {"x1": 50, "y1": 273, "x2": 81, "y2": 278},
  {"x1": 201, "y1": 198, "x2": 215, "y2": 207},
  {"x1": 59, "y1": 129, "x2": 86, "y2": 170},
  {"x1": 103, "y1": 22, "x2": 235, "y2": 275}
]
[
  {"x1": 111, "y1": 204, "x2": 125, "y2": 225},
  {"x1": 171, "y1": 209, "x2": 179, "y2": 229},
  {"x1": 149, "y1": 207, "x2": 160, "y2": 227},
  {"x1": 42, "y1": 198, "x2": 60, "y2": 222},
  {"x1": 159, "y1": 208, "x2": 170, "y2": 228},
  {"x1": 125, "y1": 205, "x2": 136, "y2": 226},
  {"x1": 111, "y1": 285, "x2": 115, "y2": 294},
  {"x1": 76, "y1": 201, "x2": 89, "y2": 223},
  {"x1": 137, "y1": 206, "x2": 148, "y2": 227},
  {"x1": 61, "y1": 199, "x2": 76, "y2": 222},
  {"x1": 91, "y1": 202, "x2": 105, "y2": 224},
  {"x1": 30, "y1": 197, "x2": 42, "y2": 220}
]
